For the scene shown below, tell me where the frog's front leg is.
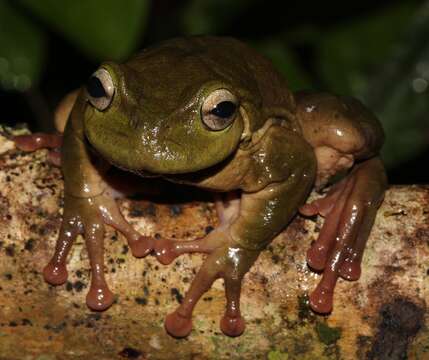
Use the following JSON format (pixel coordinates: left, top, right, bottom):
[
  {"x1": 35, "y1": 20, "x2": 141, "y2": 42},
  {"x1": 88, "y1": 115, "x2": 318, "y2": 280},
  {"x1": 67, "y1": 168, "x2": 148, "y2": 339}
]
[
  {"x1": 296, "y1": 92, "x2": 387, "y2": 314},
  {"x1": 156, "y1": 126, "x2": 316, "y2": 337},
  {"x1": 45, "y1": 191, "x2": 153, "y2": 309},
  {"x1": 44, "y1": 96, "x2": 152, "y2": 311},
  {"x1": 154, "y1": 192, "x2": 240, "y2": 265}
]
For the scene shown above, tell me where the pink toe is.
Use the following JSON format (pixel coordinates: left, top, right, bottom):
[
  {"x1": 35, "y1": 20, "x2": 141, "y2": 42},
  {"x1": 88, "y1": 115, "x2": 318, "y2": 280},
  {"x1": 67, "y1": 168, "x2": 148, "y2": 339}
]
[
  {"x1": 309, "y1": 284, "x2": 334, "y2": 314},
  {"x1": 14, "y1": 135, "x2": 40, "y2": 152},
  {"x1": 299, "y1": 203, "x2": 319, "y2": 216},
  {"x1": 129, "y1": 236, "x2": 153, "y2": 258},
  {"x1": 154, "y1": 238, "x2": 178, "y2": 265},
  {"x1": 306, "y1": 246, "x2": 327, "y2": 271},
  {"x1": 43, "y1": 262, "x2": 68, "y2": 285},
  {"x1": 86, "y1": 285, "x2": 115, "y2": 311},
  {"x1": 220, "y1": 315, "x2": 245, "y2": 337},
  {"x1": 339, "y1": 261, "x2": 361, "y2": 281},
  {"x1": 165, "y1": 311, "x2": 193, "y2": 338}
]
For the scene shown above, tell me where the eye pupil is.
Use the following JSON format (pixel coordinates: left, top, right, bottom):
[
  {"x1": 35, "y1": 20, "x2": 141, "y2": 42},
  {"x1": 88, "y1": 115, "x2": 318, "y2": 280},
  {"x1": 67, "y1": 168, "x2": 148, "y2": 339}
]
[
  {"x1": 210, "y1": 101, "x2": 236, "y2": 118},
  {"x1": 86, "y1": 76, "x2": 107, "y2": 98}
]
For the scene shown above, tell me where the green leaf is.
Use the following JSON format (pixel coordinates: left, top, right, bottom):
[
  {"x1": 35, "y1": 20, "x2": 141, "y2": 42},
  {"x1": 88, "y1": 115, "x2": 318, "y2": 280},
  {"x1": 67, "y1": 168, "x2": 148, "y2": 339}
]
[
  {"x1": 317, "y1": 3, "x2": 417, "y2": 95},
  {"x1": 0, "y1": 1, "x2": 45, "y2": 91},
  {"x1": 18, "y1": 0, "x2": 149, "y2": 61},
  {"x1": 365, "y1": 2, "x2": 429, "y2": 167}
]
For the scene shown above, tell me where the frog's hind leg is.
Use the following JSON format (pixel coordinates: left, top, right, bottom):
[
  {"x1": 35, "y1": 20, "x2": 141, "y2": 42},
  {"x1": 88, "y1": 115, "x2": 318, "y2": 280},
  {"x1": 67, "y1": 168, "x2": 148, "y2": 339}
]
[
  {"x1": 300, "y1": 176, "x2": 354, "y2": 271},
  {"x1": 154, "y1": 191, "x2": 240, "y2": 265},
  {"x1": 300, "y1": 157, "x2": 386, "y2": 314}
]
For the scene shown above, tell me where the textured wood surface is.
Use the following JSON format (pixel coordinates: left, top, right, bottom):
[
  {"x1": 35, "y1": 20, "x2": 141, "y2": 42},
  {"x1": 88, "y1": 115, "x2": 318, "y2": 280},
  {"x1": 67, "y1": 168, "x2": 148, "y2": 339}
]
[{"x1": 0, "y1": 133, "x2": 427, "y2": 360}]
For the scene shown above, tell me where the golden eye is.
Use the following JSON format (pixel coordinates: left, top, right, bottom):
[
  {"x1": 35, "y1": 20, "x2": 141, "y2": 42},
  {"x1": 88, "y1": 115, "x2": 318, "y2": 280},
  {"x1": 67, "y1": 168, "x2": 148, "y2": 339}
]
[
  {"x1": 86, "y1": 68, "x2": 115, "y2": 111},
  {"x1": 201, "y1": 89, "x2": 238, "y2": 131}
]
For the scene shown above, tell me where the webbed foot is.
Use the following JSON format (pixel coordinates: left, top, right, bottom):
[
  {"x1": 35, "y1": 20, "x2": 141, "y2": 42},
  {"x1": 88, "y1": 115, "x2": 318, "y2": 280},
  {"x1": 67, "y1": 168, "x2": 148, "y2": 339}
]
[
  {"x1": 155, "y1": 192, "x2": 255, "y2": 337},
  {"x1": 163, "y1": 241, "x2": 257, "y2": 338},
  {"x1": 300, "y1": 157, "x2": 387, "y2": 313},
  {"x1": 44, "y1": 192, "x2": 152, "y2": 311}
]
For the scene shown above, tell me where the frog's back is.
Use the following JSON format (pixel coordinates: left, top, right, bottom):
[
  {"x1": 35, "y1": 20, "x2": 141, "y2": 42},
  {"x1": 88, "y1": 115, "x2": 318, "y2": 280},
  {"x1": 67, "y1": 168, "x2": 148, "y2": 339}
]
[
  {"x1": 127, "y1": 36, "x2": 295, "y2": 131},
  {"x1": 188, "y1": 36, "x2": 295, "y2": 112}
]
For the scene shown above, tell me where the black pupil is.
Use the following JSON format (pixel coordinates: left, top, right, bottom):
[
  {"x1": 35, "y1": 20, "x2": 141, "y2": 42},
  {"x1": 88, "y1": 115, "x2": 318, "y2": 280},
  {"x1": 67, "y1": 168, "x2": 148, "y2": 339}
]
[
  {"x1": 210, "y1": 101, "x2": 236, "y2": 118},
  {"x1": 86, "y1": 76, "x2": 106, "y2": 98}
]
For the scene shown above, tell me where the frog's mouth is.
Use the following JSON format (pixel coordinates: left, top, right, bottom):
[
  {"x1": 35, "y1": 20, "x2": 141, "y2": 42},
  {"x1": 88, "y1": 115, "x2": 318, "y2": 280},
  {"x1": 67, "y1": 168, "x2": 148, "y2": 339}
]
[
  {"x1": 84, "y1": 104, "x2": 244, "y2": 175},
  {"x1": 84, "y1": 121, "x2": 186, "y2": 175}
]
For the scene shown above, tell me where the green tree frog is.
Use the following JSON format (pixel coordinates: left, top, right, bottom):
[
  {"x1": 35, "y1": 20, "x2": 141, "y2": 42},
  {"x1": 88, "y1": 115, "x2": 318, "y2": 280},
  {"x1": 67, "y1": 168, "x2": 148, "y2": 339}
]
[{"x1": 15, "y1": 36, "x2": 387, "y2": 338}]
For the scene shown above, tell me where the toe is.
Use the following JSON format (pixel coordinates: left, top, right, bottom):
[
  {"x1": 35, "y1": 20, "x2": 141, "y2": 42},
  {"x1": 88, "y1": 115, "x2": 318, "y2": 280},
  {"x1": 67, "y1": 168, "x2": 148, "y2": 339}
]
[
  {"x1": 43, "y1": 262, "x2": 68, "y2": 285},
  {"x1": 220, "y1": 315, "x2": 245, "y2": 337},
  {"x1": 129, "y1": 236, "x2": 153, "y2": 258},
  {"x1": 339, "y1": 260, "x2": 361, "y2": 281},
  {"x1": 164, "y1": 310, "x2": 193, "y2": 338},
  {"x1": 299, "y1": 203, "x2": 319, "y2": 216},
  {"x1": 86, "y1": 285, "x2": 115, "y2": 311},
  {"x1": 309, "y1": 284, "x2": 334, "y2": 314},
  {"x1": 154, "y1": 238, "x2": 178, "y2": 265},
  {"x1": 306, "y1": 246, "x2": 327, "y2": 271}
]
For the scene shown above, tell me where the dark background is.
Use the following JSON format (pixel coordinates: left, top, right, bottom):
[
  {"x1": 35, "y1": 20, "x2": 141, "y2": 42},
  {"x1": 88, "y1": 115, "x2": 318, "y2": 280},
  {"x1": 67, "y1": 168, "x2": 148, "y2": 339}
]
[{"x1": 1, "y1": 0, "x2": 428, "y2": 184}]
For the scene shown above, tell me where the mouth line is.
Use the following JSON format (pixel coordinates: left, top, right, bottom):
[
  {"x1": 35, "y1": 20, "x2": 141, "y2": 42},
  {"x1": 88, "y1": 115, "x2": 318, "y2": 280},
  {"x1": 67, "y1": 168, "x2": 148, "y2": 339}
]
[{"x1": 84, "y1": 128, "x2": 159, "y2": 177}]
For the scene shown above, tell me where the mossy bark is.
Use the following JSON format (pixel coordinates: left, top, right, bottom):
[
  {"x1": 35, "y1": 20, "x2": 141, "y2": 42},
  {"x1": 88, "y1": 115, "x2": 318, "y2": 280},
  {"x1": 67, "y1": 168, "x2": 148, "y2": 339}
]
[{"x1": 0, "y1": 133, "x2": 427, "y2": 360}]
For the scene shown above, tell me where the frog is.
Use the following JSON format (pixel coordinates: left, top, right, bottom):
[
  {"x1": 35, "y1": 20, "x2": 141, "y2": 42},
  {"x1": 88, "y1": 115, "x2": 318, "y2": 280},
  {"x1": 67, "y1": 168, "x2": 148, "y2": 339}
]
[{"x1": 14, "y1": 36, "x2": 387, "y2": 338}]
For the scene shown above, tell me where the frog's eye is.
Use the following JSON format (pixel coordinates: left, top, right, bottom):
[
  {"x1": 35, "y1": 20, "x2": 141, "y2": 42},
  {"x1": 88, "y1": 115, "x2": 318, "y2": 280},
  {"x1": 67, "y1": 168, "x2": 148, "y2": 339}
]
[
  {"x1": 201, "y1": 89, "x2": 238, "y2": 131},
  {"x1": 86, "y1": 68, "x2": 115, "y2": 111}
]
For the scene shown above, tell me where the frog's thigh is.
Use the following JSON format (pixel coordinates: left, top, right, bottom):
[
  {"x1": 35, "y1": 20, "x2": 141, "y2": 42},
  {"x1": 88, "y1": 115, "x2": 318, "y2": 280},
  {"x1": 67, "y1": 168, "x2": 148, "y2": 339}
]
[
  {"x1": 295, "y1": 92, "x2": 383, "y2": 188},
  {"x1": 313, "y1": 146, "x2": 354, "y2": 188}
]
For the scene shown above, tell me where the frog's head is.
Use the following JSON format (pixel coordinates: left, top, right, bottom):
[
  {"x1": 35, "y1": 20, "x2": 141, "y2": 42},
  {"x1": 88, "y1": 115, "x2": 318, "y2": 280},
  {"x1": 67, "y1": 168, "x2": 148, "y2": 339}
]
[{"x1": 81, "y1": 37, "x2": 262, "y2": 174}]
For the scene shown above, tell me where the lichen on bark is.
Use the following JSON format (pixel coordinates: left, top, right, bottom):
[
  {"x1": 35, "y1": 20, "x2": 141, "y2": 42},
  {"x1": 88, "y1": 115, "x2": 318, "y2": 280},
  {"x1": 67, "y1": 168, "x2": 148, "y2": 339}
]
[{"x1": 0, "y1": 132, "x2": 427, "y2": 360}]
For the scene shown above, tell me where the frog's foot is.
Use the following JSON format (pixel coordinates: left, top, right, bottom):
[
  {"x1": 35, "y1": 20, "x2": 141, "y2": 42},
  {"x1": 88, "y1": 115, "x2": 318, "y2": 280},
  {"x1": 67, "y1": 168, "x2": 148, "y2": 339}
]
[
  {"x1": 154, "y1": 192, "x2": 240, "y2": 265},
  {"x1": 299, "y1": 157, "x2": 386, "y2": 314},
  {"x1": 14, "y1": 133, "x2": 63, "y2": 166},
  {"x1": 164, "y1": 242, "x2": 258, "y2": 338},
  {"x1": 154, "y1": 191, "x2": 252, "y2": 337},
  {"x1": 44, "y1": 192, "x2": 152, "y2": 311}
]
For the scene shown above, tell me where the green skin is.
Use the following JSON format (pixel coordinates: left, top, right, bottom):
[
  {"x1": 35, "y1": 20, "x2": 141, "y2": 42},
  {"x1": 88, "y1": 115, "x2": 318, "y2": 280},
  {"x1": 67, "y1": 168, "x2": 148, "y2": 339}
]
[{"x1": 36, "y1": 37, "x2": 387, "y2": 338}]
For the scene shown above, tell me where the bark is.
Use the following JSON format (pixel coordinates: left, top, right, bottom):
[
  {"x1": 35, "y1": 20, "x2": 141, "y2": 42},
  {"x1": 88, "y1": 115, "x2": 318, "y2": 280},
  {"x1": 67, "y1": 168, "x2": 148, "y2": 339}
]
[{"x1": 0, "y1": 132, "x2": 427, "y2": 360}]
